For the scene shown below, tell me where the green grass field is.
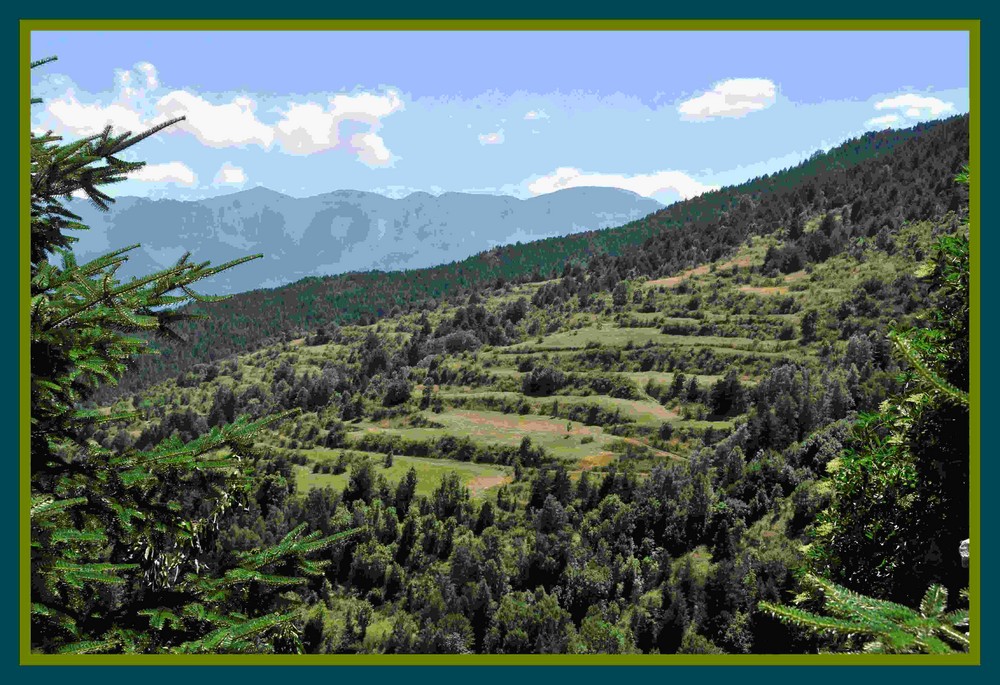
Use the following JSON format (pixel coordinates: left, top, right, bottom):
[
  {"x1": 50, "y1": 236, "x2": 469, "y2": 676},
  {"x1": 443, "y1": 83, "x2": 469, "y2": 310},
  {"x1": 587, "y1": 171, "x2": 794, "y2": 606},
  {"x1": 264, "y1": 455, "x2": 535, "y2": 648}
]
[
  {"x1": 294, "y1": 449, "x2": 512, "y2": 498},
  {"x1": 350, "y1": 408, "x2": 627, "y2": 463}
]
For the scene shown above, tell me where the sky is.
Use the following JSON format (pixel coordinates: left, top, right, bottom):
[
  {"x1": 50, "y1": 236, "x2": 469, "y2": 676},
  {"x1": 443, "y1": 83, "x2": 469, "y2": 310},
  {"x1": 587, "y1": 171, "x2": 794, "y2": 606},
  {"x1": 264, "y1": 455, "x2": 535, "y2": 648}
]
[{"x1": 29, "y1": 30, "x2": 970, "y2": 205}]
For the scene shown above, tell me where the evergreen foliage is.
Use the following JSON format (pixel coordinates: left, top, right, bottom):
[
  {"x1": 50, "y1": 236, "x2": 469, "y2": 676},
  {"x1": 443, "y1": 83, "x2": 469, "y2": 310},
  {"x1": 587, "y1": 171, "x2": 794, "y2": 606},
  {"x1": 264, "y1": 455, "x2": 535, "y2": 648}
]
[
  {"x1": 763, "y1": 168, "x2": 971, "y2": 650},
  {"x1": 30, "y1": 58, "x2": 351, "y2": 654},
  {"x1": 759, "y1": 574, "x2": 968, "y2": 654}
]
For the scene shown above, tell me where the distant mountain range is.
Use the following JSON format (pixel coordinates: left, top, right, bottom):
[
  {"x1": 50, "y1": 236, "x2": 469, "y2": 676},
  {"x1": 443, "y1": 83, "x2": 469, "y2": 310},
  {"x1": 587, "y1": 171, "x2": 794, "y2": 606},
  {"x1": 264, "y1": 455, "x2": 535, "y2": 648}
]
[{"x1": 67, "y1": 187, "x2": 664, "y2": 294}]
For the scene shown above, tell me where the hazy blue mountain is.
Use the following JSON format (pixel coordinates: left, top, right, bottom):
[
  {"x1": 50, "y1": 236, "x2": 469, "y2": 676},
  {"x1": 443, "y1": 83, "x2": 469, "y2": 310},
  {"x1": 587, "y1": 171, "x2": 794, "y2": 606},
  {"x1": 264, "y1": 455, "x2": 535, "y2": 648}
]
[{"x1": 67, "y1": 187, "x2": 663, "y2": 294}]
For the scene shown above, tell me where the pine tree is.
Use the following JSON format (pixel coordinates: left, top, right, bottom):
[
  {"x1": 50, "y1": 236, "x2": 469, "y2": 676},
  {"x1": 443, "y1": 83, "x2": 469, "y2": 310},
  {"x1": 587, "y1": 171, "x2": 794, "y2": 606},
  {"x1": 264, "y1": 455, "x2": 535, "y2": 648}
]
[
  {"x1": 763, "y1": 166, "x2": 972, "y2": 652},
  {"x1": 807, "y1": 167, "x2": 970, "y2": 602},
  {"x1": 30, "y1": 57, "x2": 351, "y2": 654},
  {"x1": 759, "y1": 574, "x2": 968, "y2": 654}
]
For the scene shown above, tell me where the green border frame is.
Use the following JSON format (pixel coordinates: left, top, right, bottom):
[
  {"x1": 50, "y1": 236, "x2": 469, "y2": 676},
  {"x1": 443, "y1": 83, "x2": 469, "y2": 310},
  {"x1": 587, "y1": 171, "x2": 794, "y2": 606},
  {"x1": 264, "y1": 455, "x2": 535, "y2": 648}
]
[{"x1": 19, "y1": 18, "x2": 981, "y2": 667}]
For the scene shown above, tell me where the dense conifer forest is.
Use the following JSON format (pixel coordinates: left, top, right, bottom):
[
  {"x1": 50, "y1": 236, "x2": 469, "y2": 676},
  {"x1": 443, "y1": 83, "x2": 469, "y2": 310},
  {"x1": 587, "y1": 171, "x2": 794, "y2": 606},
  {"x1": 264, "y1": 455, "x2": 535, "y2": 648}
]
[{"x1": 31, "y1": 54, "x2": 970, "y2": 656}]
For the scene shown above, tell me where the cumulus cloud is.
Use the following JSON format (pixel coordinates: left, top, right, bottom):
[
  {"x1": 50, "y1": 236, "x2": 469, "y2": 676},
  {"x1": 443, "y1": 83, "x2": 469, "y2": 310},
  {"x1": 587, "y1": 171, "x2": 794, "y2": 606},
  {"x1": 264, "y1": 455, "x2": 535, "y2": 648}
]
[
  {"x1": 113, "y1": 62, "x2": 160, "y2": 102},
  {"x1": 136, "y1": 62, "x2": 159, "y2": 89},
  {"x1": 874, "y1": 93, "x2": 954, "y2": 119},
  {"x1": 523, "y1": 110, "x2": 549, "y2": 120},
  {"x1": 46, "y1": 89, "x2": 149, "y2": 136},
  {"x1": 213, "y1": 162, "x2": 247, "y2": 186},
  {"x1": 865, "y1": 114, "x2": 902, "y2": 128},
  {"x1": 478, "y1": 129, "x2": 505, "y2": 145},
  {"x1": 272, "y1": 90, "x2": 403, "y2": 164},
  {"x1": 528, "y1": 167, "x2": 718, "y2": 200},
  {"x1": 350, "y1": 132, "x2": 393, "y2": 167},
  {"x1": 678, "y1": 78, "x2": 776, "y2": 121},
  {"x1": 156, "y1": 91, "x2": 276, "y2": 148},
  {"x1": 129, "y1": 161, "x2": 197, "y2": 186},
  {"x1": 330, "y1": 90, "x2": 403, "y2": 120},
  {"x1": 37, "y1": 62, "x2": 404, "y2": 166}
]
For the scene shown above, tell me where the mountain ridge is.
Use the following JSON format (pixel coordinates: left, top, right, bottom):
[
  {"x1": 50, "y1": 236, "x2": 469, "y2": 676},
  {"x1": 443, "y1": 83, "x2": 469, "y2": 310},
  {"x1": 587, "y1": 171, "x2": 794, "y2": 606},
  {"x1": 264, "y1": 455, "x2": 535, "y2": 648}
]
[{"x1": 68, "y1": 185, "x2": 664, "y2": 293}]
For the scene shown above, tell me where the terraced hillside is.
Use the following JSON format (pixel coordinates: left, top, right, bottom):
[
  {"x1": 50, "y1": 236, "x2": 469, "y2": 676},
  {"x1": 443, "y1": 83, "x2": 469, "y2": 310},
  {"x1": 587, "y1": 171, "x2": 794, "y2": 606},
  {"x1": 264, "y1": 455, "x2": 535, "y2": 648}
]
[
  {"x1": 86, "y1": 189, "x2": 971, "y2": 654},
  {"x1": 111, "y1": 214, "x2": 933, "y2": 485}
]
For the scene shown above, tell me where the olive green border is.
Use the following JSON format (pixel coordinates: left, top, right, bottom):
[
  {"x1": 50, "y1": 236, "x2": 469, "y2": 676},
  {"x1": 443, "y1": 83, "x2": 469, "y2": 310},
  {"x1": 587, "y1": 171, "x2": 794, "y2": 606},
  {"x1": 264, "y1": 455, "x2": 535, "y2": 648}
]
[{"x1": 19, "y1": 17, "x2": 981, "y2": 667}]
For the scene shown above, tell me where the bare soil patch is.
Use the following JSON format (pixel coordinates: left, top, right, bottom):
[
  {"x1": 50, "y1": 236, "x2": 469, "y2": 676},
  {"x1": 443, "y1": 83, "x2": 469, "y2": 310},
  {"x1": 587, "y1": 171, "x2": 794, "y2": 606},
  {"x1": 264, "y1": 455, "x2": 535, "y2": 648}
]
[
  {"x1": 580, "y1": 452, "x2": 616, "y2": 470},
  {"x1": 646, "y1": 256, "x2": 754, "y2": 288},
  {"x1": 738, "y1": 285, "x2": 790, "y2": 296},
  {"x1": 455, "y1": 410, "x2": 599, "y2": 436},
  {"x1": 467, "y1": 475, "x2": 512, "y2": 495}
]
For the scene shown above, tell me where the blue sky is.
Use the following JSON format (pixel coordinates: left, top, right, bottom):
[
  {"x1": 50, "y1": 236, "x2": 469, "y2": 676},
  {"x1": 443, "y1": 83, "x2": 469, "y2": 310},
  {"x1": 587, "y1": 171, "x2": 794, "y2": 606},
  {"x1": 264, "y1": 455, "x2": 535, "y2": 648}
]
[{"x1": 30, "y1": 30, "x2": 970, "y2": 204}]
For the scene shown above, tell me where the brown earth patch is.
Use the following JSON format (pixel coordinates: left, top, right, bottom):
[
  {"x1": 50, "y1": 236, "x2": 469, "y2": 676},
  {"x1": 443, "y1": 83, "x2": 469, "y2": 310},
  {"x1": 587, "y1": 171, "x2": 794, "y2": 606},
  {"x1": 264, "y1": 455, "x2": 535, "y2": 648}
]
[
  {"x1": 738, "y1": 285, "x2": 789, "y2": 296},
  {"x1": 615, "y1": 400, "x2": 677, "y2": 421},
  {"x1": 467, "y1": 475, "x2": 512, "y2": 495},
  {"x1": 454, "y1": 410, "x2": 599, "y2": 436},
  {"x1": 290, "y1": 338, "x2": 305, "y2": 346},
  {"x1": 783, "y1": 270, "x2": 808, "y2": 282},
  {"x1": 645, "y1": 256, "x2": 754, "y2": 288},
  {"x1": 580, "y1": 452, "x2": 616, "y2": 470}
]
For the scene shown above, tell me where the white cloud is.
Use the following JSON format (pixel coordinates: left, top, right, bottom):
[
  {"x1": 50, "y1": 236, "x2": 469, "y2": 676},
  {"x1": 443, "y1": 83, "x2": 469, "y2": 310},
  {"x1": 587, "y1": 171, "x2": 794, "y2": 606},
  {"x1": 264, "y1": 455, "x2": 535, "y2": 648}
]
[
  {"x1": 156, "y1": 91, "x2": 275, "y2": 148},
  {"x1": 213, "y1": 162, "x2": 247, "y2": 186},
  {"x1": 478, "y1": 129, "x2": 505, "y2": 145},
  {"x1": 678, "y1": 78, "x2": 776, "y2": 121},
  {"x1": 38, "y1": 63, "x2": 404, "y2": 166},
  {"x1": 114, "y1": 62, "x2": 160, "y2": 101},
  {"x1": 46, "y1": 90, "x2": 149, "y2": 136},
  {"x1": 523, "y1": 110, "x2": 549, "y2": 120},
  {"x1": 129, "y1": 161, "x2": 197, "y2": 186},
  {"x1": 273, "y1": 90, "x2": 403, "y2": 160},
  {"x1": 350, "y1": 132, "x2": 393, "y2": 167},
  {"x1": 136, "y1": 62, "x2": 159, "y2": 89},
  {"x1": 865, "y1": 114, "x2": 902, "y2": 128},
  {"x1": 528, "y1": 167, "x2": 718, "y2": 200},
  {"x1": 273, "y1": 102, "x2": 336, "y2": 153},
  {"x1": 329, "y1": 90, "x2": 403, "y2": 120},
  {"x1": 874, "y1": 93, "x2": 954, "y2": 119}
]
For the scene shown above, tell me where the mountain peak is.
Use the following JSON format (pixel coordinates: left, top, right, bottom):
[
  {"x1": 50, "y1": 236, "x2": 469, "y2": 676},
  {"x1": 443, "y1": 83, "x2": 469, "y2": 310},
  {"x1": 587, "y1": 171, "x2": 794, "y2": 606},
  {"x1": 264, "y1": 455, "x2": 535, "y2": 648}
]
[{"x1": 230, "y1": 186, "x2": 291, "y2": 201}]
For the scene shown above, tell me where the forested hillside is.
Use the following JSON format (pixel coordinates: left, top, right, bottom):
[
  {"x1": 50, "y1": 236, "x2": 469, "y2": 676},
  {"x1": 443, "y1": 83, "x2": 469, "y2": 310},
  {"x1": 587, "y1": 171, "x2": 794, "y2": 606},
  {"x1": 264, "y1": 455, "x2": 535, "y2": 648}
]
[
  {"x1": 80, "y1": 112, "x2": 970, "y2": 653},
  {"x1": 103, "y1": 116, "x2": 967, "y2": 401},
  {"x1": 34, "y1": 70, "x2": 969, "y2": 653}
]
